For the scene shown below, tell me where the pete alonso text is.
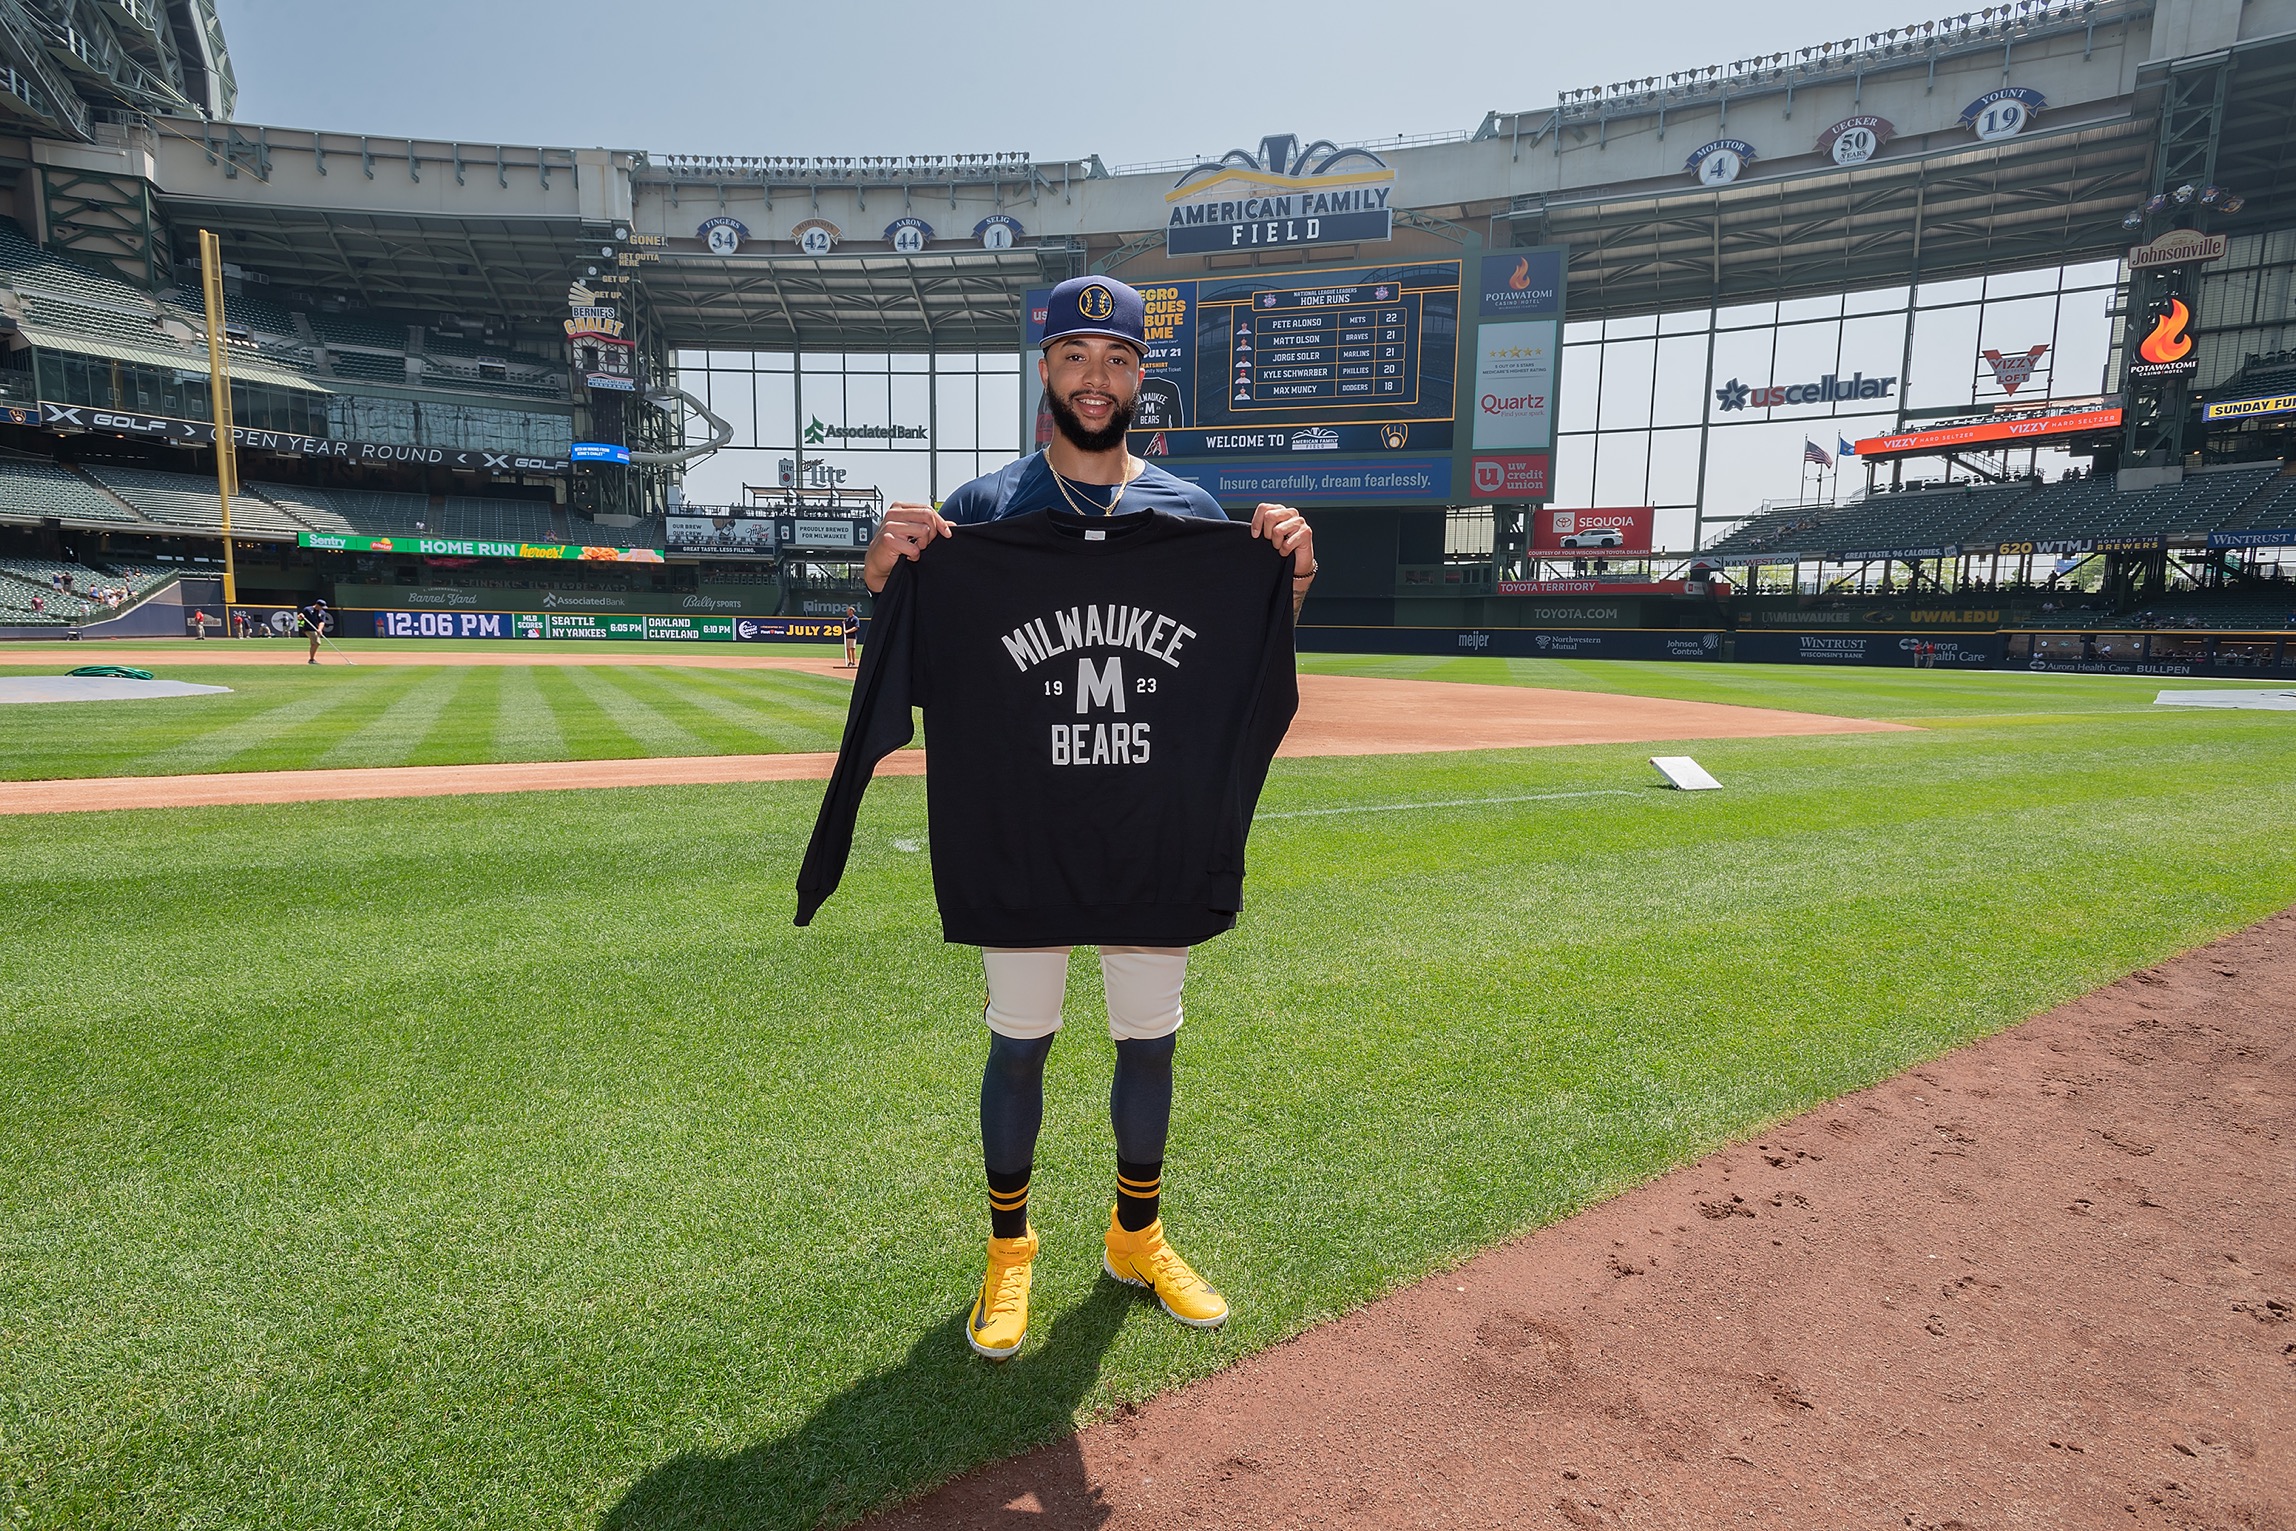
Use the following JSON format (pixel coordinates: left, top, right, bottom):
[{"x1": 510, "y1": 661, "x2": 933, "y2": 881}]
[{"x1": 1004, "y1": 602, "x2": 1196, "y2": 768}]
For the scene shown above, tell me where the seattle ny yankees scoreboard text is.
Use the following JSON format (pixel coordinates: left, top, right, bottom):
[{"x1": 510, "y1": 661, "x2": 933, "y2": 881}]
[{"x1": 1001, "y1": 603, "x2": 1198, "y2": 767}]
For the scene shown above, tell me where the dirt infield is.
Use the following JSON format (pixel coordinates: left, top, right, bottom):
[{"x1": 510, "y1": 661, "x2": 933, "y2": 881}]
[
  {"x1": 878, "y1": 909, "x2": 2296, "y2": 1531},
  {"x1": 0, "y1": 674, "x2": 1904, "y2": 813}
]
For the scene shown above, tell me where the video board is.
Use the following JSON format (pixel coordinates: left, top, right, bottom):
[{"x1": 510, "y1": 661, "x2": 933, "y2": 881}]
[
  {"x1": 1029, "y1": 259, "x2": 1460, "y2": 458},
  {"x1": 1022, "y1": 248, "x2": 1565, "y2": 507}
]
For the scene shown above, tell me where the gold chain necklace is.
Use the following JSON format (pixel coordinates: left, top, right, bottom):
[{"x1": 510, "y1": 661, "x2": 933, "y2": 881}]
[{"x1": 1048, "y1": 455, "x2": 1138, "y2": 518}]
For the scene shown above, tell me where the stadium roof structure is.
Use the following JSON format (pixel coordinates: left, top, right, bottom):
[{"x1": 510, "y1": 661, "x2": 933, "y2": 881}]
[
  {"x1": 6, "y1": 0, "x2": 2294, "y2": 356},
  {"x1": 0, "y1": 0, "x2": 232, "y2": 137}
]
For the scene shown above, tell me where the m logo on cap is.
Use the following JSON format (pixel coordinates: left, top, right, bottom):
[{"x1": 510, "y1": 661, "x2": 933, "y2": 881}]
[{"x1": 1077, "y1": 284, "x2": 1116, "y2": 322}]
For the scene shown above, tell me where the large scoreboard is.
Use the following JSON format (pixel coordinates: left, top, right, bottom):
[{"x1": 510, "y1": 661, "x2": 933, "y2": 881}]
[{"x1": 1023, "y1": 248, "x2": 1564, "y2": 508}]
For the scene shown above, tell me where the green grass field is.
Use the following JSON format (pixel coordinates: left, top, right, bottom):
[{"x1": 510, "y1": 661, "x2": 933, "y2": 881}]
[
  {"x1": 3, "y1": 661, "x2": 2294, "y2": 1530},
  {"x1": 0, "y1": 653, "x2": 859, "y2": 780}
]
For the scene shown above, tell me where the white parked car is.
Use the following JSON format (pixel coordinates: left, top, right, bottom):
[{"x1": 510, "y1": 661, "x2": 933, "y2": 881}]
[{"x1": 1559, "y1": 528, "x2": 1625, "y2": 549}]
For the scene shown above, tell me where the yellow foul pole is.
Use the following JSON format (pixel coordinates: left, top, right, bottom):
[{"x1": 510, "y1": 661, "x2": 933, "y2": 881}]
[{"x1": 198, "y1": 228, "x2": 239, "y2": 614}]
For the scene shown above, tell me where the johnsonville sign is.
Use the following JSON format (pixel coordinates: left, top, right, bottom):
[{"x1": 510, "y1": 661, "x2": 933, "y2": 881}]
[{"x1": 2128, "y1": 229, "x2": 2228, "y2": 271}]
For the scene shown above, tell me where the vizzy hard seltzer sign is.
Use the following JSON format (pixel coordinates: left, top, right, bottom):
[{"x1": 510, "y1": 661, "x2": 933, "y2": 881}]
[{"x1": 1164, "y1": 134, "x2": 1394, "y2": 256}]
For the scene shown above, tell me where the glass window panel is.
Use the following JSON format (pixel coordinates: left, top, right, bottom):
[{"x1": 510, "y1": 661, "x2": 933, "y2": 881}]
[
  {"x1": 1704, "y1": 417, "x2": 1821, "y2": 513},
  {"x1": 979, "y1": 370, "x2": 1021, "y2": 453},
  {"x1": 935, "y1": 451, "x2": 982, "y2": 498},
  {"x1": 1778, "y1": 294, "x2": 1842, "y2": 323},
  {"x1": 1653, "y1": 506, "x2": 1697, "y2": 551},
  {"x1": 1718, "y1": 300, "x2": 1775, "y2": 329},
  {"x1": 1907, "y1": 303, "x2": 1983, "y2": 411},
  {"x1": 1983, "y1": 265, "x2": 2060, "y2": 298},
  {"x1": 2061, "y1": 257, "x2": 2121, "y2": 290},
  {"x1": 890, "y1": 373, "x2": 931, "y2": 446},
  {"x1": 1917, "y1": 275, "x2": 1984, "y2": 308},
  {"x1": 708, "y1": 371, "x2": 756, "y2": 446},
  {"x1": 1769, "y1": 319, "x2": 1843, "y2": 412},
  {"x1": 1565, "y1": 318, "x2": 1603, "y2": 345},
  {"x1": 1592, "y1": 430, "x2": 1650, "y2": 505},
  {"x1": 2050, "y1": 285, "x2": 2115, "y2": 401},
  {"x1": 1707, "y1": 327, "x2": 1775, "y2": 420},
  {"x1": 934, "y1": 374, "x2": 978, "y2": 449},
  {"x1": 1559, "y1": 345, "x2": 1602, "y2": 433},
  {"x1": 891, "y1": 353, "x2": 930, "y2": 373},
  {"x1": 1646, "y1": 426, "x2": 1702, "y2": 506},
  {"x1": 1840, "y1": 311, "x2": 1908, "y2": 389},
  {"x1": 1604, "y1": 313, "x2": 1656, "y2": 339},
  {"x1": 1659, "y1": 306, "x2": 1710, "y2": 335},
  {"x1": 755, "y1": 370, "x2": 797, "y2": 447},
  {"x1": 1651, "y1": 333, "x2": 1710, "y2": 427},
  {"x1": 1844, "y1": 283, "x2": 1910, "y2": 315},
  {"x1": 1597, "y1": 338, "x2": 1656, "y2": 431},
  {"x1": 1552, "y1": 435, "x2": 1596, "y2": 507}
]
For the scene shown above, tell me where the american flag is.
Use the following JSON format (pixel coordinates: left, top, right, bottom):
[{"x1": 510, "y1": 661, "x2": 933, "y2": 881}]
[{"x1": 1803, "y1": 438, "x2": 1833, "y2": 467}]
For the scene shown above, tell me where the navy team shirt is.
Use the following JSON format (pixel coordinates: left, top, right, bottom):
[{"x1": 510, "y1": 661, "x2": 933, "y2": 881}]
[{"x1": 940, "y1": 451, "x2": 1227, "y2": 524}]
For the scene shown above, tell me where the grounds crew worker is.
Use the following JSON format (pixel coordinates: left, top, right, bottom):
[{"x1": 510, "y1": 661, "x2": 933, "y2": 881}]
[
  {"x1": 861, "y1": 274, "x2": 1316, "y2": 1360},
  {"x1": 298, "y1": 597, "x2": 329, "y2": 664}
]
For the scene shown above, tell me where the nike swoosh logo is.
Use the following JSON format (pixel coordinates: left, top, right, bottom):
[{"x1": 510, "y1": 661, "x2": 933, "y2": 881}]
[{"x1": 971, "y1": 1296, "x2": 991, "y2": 1334}]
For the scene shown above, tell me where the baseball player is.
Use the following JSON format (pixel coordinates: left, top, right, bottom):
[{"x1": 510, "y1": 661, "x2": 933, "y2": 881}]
[{"x1": 860, "y1": 275, "x2": 1317, "y2": 1360}]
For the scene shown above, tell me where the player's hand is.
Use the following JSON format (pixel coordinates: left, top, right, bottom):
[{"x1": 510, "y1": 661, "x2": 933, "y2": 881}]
[
  {"x1": 1250, "y1": 502, "x2": 1315, "y2": 580},
  {"x1": 864, "y1": 501, "x2": 952, "y2": 592}
]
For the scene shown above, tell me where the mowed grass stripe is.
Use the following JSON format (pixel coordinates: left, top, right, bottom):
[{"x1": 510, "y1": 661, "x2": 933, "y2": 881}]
[
  {"x1": 125, "y1": 672, "x2": 389, "y2": 775},
  {"x1": 315, "y1": 668, "x2": 474, "y2": 768},
  {"x1": 491, "y1": 666, "x2": 567, "y2": 762},
  {"x1": 526, "y1": 665, "x2": 647, "y2": 759},
  {"x1": 554, "y1": 665, "x2": 713, "y2": 756},
  {"x1": 598, "y1": 665, "x2": 798, "y2": 754},
  {"x1": 621, "y1": 667, "x2": 844, "y2": 752}
]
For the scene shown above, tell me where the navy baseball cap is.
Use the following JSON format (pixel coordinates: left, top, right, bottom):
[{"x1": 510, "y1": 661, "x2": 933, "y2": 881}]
[{"x1": 1039, "y1": 276, "x2": 1148, "y2": 354}]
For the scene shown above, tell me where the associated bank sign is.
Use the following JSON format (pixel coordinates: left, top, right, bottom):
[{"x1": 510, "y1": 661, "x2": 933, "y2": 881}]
[{"x1": 1165, "y1": 134, "x2": 1394, "y2": 256}]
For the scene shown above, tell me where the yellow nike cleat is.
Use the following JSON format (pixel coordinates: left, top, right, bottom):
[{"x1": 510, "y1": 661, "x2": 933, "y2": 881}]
[
  {"x1": 967, "y1": 1228, "x2": 1039, "y2": 1361},
  {"x1": 1102, "y1": 1209, "x2": 1229, "y2": 1329}
]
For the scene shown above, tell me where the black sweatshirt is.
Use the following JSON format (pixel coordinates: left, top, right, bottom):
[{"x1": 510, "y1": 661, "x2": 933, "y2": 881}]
[{"x1": 795, "y1": 507, "x2": 1299, "y2": 946}]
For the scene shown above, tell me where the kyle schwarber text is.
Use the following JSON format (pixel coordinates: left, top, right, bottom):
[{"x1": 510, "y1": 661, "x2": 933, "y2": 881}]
[{"x1": 1002, "y1": 603, "x2": 1198, "y2": 768}]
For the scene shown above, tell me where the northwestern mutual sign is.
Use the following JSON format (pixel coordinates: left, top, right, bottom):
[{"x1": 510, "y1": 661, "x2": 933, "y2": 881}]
[{"x1": 1164, "y1": 134, "x2": 1394, "y2": 256}]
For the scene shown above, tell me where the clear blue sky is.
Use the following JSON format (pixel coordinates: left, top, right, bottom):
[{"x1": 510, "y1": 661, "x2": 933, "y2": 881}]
[{"x1": 219, "y1": 0, "x2": 1947, "y2": 167}]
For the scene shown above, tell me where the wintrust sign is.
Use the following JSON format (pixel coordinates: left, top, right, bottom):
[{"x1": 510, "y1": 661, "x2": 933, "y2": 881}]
[{"x1": 1714, "y1": 372, "x2": 1896, "y2": 411}]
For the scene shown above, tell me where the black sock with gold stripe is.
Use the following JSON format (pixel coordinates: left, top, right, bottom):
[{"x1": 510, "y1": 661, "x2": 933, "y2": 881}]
[
  {"x1": 1116, "y1": 1157, "x2": 1162, "y2": 1232},
  {"x1": 987, "y1": 1167, "x2": 1031, "y2": 1240}
]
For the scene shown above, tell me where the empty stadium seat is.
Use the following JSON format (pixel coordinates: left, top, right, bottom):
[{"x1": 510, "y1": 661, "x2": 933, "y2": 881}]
[{"x1": 0, "y1": 458, "x2": 146, "y2": 526}]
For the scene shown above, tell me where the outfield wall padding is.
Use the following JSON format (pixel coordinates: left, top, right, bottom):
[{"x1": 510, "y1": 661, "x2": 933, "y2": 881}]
[{"x1": 1296, "y1": 626, "x2": 1725, "y2": 661}]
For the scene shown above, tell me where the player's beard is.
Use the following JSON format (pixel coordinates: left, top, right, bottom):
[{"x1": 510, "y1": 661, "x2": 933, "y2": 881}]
[{"x1": 1046, "y1": 382, "x2": 1137, "y2": 455}]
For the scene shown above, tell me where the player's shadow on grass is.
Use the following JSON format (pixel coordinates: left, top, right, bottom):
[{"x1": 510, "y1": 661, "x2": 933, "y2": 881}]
[{"x1": 603, "y1": 1283, "x2": 1132, "y2": 1531}]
